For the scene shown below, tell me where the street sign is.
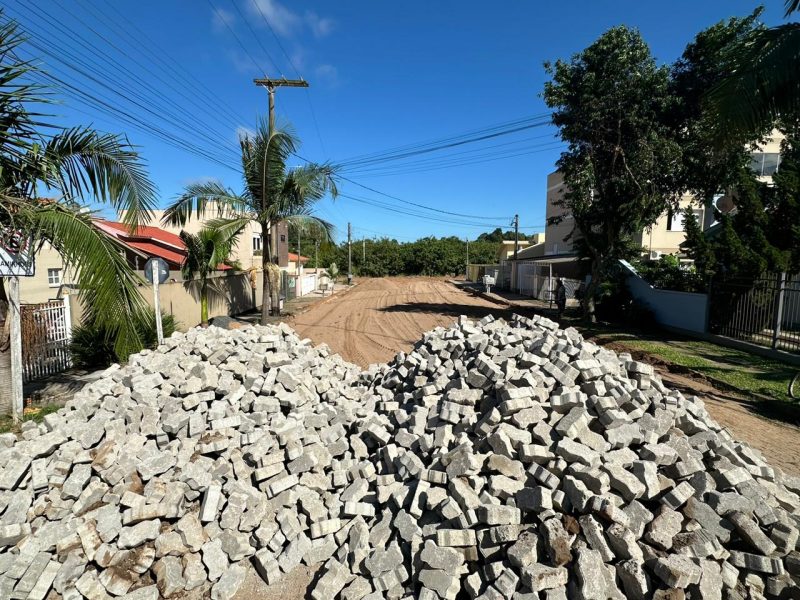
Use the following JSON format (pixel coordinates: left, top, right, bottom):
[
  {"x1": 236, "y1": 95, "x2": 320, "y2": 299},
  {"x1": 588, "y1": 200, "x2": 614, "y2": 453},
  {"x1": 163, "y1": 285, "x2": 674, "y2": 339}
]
[
  {"x1": 144, "y1": 257, "x2": 168, "y2": 346},
  {"x1": 144, "y1": 257, "x2": 169, "y2": 285},
  {"x1": 0, "y1": 229, "x2": 35, "y2": 277}
]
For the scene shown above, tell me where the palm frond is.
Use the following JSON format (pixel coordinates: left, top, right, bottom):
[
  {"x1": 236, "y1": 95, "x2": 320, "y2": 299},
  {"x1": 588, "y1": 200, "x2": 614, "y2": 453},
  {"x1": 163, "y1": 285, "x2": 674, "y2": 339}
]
[
  {"x1": 0, "y1": 14, "x2": 51, "y2": 160},
  {"x1": 708, "y1": 24, "x2": 800, "y2": 136},
  {"x1": 284, "y1": 214, "x2": 336, "y2": 244},
  {"x1": 203, "y1": 216, "x2": 251, "y2": 249},
  {"x1": 240, "y1": 118, "x2": 298, "y2": 214},
  {"x1": 162, "y1": 180, "x2": 249, "y2": 227},
  {"x1": 35, "y1": 127, "x2": 158, "y2": 231},
  {"x1": 786, "y1": 0, "x2": 800, "y2": 17},
  {"x1": 23, "y1": 203, "x2": 149, "y2": 359}
]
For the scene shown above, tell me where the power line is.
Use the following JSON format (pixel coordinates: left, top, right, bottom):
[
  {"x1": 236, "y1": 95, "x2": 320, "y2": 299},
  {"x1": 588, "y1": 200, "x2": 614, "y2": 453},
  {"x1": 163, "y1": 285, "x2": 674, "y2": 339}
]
[
  {"x1": 248, "y1": 0, "x2": 327, "y2": 154},
  {"x1": 338, "y1": 175, "x2": 513, "y2": 220},
  {"x1": 206, "y1": 0, "x2": 266, "y2": 77},
  {"x1": 337, "y1": 113, "x2": 553, "y2": 167},
  {"x1": 227, "y1": 0, "x2": 282, "y2": 76},
  {"x1": 7, "y1": 3, "x2": 242, "y2": 165}
]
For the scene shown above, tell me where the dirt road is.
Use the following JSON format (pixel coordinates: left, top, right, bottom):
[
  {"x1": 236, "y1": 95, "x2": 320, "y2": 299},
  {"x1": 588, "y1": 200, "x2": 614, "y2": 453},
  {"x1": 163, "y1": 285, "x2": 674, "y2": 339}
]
[
  {"x1": 288, "y1": 277, "x2": 800, "y2": 476},
  {"x1": 288, "y1": 277, "x2": 503, "y2": 367}
]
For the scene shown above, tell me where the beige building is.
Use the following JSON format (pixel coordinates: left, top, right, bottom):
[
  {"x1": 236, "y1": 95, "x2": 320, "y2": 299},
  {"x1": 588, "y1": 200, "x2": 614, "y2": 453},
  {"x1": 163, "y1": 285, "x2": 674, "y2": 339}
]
[
  {"x1": 543, "y1": 129, "x2": 785, "y2": 261},
  {"x1": 18, "y1": 241, "x2": 77, "y2": 304},
  {"x1": 124, "y1": 206, "x2": 290, "y2": 272}
]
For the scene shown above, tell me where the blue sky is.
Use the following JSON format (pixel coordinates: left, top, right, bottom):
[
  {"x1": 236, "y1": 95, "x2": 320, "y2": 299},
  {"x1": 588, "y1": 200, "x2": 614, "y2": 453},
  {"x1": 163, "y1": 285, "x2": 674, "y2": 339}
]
[{"x1": 9, "y1": 0, "x2": 786, "y2": 242}]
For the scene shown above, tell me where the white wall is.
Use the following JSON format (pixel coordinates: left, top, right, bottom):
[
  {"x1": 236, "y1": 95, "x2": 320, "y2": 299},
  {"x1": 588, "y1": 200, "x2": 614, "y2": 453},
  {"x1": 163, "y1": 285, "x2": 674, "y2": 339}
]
[{"x1": 621, "y1": 260, "x2": 708, "y2": 333}]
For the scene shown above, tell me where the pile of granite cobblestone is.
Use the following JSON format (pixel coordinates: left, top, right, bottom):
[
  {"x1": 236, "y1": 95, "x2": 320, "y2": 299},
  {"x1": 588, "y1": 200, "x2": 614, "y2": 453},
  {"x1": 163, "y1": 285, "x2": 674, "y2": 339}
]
[{"x1": 1, "y1": 315, "x2": 799, "y2": 599}]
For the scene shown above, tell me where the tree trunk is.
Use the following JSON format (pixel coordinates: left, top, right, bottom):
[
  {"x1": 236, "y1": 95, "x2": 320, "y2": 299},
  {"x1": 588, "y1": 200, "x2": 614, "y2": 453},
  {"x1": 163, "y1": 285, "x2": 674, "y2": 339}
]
[
  {"x1": 0, "y1": 280, "x2": 12, "y2": 415},
  {"x1": 260, "y1": 222, "x2": 282, "y2": 324},
  {"x1": 200, "y1": 279, "x2": 209, "y2": 326},
  {"x1": 583, "y1": 257, "x2": 601, "y2": 323}
]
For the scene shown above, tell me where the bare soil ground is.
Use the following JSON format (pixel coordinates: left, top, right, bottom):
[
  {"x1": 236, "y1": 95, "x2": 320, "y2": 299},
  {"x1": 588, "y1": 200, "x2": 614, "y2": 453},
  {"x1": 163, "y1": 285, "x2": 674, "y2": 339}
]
[{"x1": 289, "y1": 276, "x2": 800, "y2": 477}]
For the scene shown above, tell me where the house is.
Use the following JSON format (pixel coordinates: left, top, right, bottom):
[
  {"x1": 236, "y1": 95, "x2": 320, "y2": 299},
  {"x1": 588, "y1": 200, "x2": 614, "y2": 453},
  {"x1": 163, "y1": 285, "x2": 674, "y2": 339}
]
[
  {"x1": 124, "y1": 207, "x2": 290, "y2": 271},
  {"x1": 541, "y1": 129, "x2": 785, "y2": 265},
  {"x1": 18, "y1": 241, "x2": 77, "y2": 304},
  {"x1": 93, "y1": 220, "x2": 190, "y2": 272},
  {"x1": 287, "y1": 252, "x2": 309, "y2": 275},
  {"x1": 497, "y1": 239, "x2": 531, "y2": 261}
]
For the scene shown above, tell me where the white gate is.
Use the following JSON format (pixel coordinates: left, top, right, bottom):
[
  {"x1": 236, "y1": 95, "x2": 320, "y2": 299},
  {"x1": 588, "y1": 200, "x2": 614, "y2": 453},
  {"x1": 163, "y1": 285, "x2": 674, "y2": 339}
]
[{"x1": 21, "y1": 298, "x2": 72, "y2": 382}]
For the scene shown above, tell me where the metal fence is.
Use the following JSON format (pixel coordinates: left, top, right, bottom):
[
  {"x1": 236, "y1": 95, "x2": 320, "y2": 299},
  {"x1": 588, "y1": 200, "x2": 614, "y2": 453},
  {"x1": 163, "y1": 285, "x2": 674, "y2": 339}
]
[
  {"x1": 708, "y1": 272, "x2": 800, "y2": 353},
  {"x1": 21, "y1": 298, "x2": 73, "y2": 382}
]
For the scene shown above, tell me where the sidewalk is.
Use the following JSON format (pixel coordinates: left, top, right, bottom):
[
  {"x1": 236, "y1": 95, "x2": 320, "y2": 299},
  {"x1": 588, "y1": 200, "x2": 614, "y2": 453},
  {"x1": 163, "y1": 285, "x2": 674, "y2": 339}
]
[{"x1": 449, "y1": 279, "x2": 557, "y2": 312}]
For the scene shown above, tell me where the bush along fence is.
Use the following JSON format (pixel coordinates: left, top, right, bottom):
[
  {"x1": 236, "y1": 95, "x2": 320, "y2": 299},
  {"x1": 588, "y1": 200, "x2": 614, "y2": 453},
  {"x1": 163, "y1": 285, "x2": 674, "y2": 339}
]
[{"x1": 622, "y1": 260, "x2": 800, "y2": 356}]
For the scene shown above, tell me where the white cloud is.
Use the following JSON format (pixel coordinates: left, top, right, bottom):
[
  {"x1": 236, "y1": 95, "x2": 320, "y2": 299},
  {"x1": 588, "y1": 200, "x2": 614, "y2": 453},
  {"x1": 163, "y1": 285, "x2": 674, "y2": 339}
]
[
  {"x1": 211, "y1": 7, "x2": 236, "y2": 32},
  {"x1": 305, "y1": 11, "x2": 335, "y2": 38},
  {"x1": 246, "y1": 0, "x2": 334, "y2": 38},
  {"x1": 248, "y1": 0, "x2": 300, "y2": 36}
]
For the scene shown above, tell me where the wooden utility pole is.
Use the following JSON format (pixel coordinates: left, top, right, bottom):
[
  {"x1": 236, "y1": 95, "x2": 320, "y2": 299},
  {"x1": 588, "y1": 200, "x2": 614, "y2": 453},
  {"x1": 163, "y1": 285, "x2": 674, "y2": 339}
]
[
  {"x1": 465, "y1": 238, "x2": 470, "y2": 278},
  {"x1": 513, "y1": 214, "x2": 520, "y2": 260},
  {"x1": 362, "y1": 239, "x2": 365, "y2": 262},
  {"x1": 8, "y1": 276, "x2": 22, "y2": 423},
  {"x1": 254, "y1": 77, "x2": 309, "y2": 314},
  {"x1": 254, "y1": 77, "x2": 309, "y2": 136},
  {"x1": 347, "y1": 223, "x2": 352, "y2": 285}
]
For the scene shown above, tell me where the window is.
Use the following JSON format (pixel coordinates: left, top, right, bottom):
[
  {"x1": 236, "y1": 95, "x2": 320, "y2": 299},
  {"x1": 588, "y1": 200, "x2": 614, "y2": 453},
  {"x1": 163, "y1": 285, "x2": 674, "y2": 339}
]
[
  {"x1": 280, "y1": 234, "x2": 286, "y2": 242},
  {"x1": 750, "y1": 152, "x2": 781, "y2": 177},
  {"x1": 667, "y1": 209, "x2": 703, "y2": 232},
  {"x1": 47, "y1": 268, "x2": 61, "y2": 287},
  {"x1": 252, "y1": 235, "x2": 262, "y2": 251}
]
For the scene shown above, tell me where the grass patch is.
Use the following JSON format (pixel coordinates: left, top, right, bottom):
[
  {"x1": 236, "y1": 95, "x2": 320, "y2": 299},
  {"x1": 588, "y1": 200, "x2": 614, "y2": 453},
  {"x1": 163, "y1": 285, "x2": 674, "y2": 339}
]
[
  {"x1": 615, "y1": 337, "x2": 795, "y2": 403},
  {"x1": 0, "y1": 403, "x2": 63, "y2": 435}
]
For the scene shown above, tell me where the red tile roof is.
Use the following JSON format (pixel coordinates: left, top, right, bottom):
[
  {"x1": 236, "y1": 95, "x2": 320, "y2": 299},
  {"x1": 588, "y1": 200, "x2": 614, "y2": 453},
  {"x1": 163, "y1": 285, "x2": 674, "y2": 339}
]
[
  {"x1": 288, "y1": 252, "x2": 309, "y2": 263},
  {"x1": 93, "y1": 220, "x2": 231, "y2": 271}
]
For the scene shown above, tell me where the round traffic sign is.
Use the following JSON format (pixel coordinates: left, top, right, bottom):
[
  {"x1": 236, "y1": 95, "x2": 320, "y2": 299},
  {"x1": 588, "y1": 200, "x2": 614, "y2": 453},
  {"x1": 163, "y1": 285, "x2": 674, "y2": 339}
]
[{"x1": 144, "y1": 257, "x2": 169, "y2": 284}]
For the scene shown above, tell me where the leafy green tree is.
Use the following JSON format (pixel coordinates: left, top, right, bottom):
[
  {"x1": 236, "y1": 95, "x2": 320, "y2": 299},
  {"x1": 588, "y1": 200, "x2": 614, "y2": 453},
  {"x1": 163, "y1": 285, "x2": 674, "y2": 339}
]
[
  {"x1": 179, "y1": 228, "x2": 233, "y2": 326},
  {"x1": 682, "y1": 126, "x2": 800, "y2": 280},
  {"x1": 0, "y1": 16, "x2": 157, "y2": 413},
  {"x1": 163, "y1": 120, "x2": 336, "y2": 323},
  {"x1": 671, "y1": 11, "x2": 769, "y2": 212},
  {"x1": 707, "y1": 0, "x2": 800, "y2": 137},
  {"x1": 543, "y1": 26, "x2": 682, "y2": 320}
]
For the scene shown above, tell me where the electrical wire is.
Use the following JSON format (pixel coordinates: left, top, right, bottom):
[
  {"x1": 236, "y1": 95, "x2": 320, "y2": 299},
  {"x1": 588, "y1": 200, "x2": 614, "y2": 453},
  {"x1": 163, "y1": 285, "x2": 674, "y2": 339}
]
[{"x1": 227, "y1": 0, "x2": 283, "y2": 76}]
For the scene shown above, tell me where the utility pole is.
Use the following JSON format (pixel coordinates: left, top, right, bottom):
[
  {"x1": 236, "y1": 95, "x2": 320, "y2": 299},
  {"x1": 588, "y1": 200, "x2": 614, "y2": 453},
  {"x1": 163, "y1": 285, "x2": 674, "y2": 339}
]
[
  {"x1": 8, "y1": 276, "x2": 22, "y2": 423},
  {"x1": 465, "y1": 237, "x2": 470, "y2": 279},
  {"x1": 347, "y1": 222, "x2": 352, "y2": 285},
  {"x1": 253, "y1": 77, "x2": 309, "y2": 317},
  {"x1": 362, "y1": 239, "x2": 366, "y2": 262},
  {"x1": 513, "y1": 214, "x2": 520, "y2": 260}
]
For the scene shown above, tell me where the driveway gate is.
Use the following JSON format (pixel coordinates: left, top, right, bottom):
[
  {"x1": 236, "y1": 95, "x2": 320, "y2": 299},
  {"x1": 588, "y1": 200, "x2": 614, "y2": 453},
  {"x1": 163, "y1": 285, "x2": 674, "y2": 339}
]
[{"x1": 21, "y1": 298, "x2": 72, "y2": 381}]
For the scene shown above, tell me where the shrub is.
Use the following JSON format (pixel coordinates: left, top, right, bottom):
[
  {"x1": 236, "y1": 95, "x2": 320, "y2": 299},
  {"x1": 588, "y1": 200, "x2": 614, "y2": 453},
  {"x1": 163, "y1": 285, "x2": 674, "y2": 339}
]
[
  {"x1": 633, "y1": 255, "x2": 706, "y2": 292},
  {"x1": 71, "y1": 314, "x2": 178, "y2": 368}
]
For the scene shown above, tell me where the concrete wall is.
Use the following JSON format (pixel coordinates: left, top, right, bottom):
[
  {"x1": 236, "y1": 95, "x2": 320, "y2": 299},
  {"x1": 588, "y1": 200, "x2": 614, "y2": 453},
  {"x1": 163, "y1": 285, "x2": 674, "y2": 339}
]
[
  {"x1": 140, "y1": 270, "x2": 264, "y2": 331},
  {"x1": 621, "y1": 260, "x2": 709, "y2": 334}
]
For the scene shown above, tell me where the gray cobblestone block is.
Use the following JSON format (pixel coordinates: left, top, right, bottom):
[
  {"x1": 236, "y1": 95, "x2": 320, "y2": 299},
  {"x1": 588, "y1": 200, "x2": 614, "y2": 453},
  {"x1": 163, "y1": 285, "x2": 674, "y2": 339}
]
[
  {"x1": 661, "y1": 481, "x2": 695, "y2": 510},
  {"x1": 653, "y1": 554, "x2": 702, "y2": 588},
  {"x1": 729, "y1": 511, "x2": 777, "y2": 556},
  {"x1": 728, "y1": 550, "x2": 785, "y2": 575},
  {"x1": 643, "y1": 506, "x2": 683, "y2": 550},
  {"x1": 606, "y1": 523, "x2": 643, "y2": 562},
  {"x1": 520, "y1": 564, "x2": 569, "y2": 593},
  {"x1": 771, "y1": 521, "x2": 799, "y2": 555},
  {"x1": 437, "y1": 529, "x2": 477, "y2": 547},
  {"x1": 616, "y1": 559, "x2": 651, "y2": 600}
]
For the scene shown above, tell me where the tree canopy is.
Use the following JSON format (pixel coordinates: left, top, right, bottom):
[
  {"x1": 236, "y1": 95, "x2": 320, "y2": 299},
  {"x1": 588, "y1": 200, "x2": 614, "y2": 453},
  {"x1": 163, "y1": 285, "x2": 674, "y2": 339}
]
[{"x1": 542, "y1": 26, "x2": 682, "y2": 319}]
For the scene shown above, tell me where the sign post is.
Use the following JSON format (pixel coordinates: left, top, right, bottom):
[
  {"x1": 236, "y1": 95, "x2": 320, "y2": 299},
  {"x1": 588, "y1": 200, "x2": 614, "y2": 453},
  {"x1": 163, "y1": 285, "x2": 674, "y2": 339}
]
[
  {"x1": 144, "y1": 258, "x2": 169, "y2": 346},
  {"x1": 1, "y1": 229, "x2": 35, "y2": 423}
]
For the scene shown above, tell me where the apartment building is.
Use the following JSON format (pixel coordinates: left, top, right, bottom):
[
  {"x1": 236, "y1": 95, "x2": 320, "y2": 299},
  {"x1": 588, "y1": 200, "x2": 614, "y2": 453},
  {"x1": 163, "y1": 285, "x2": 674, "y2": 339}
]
[{"x1": 543, "y1": 130, "x2": 785, "y2": 262}]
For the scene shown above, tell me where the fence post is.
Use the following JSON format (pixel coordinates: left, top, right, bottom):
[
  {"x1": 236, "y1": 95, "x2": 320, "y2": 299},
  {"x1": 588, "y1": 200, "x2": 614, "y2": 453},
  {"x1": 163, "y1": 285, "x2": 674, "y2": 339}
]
[{"x1": 772, "y1": 272, "x2": 786, "y2": 350}]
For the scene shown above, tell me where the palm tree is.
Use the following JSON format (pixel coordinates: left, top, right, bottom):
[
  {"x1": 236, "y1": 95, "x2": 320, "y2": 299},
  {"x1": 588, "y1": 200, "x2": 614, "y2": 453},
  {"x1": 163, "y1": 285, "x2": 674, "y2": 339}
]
[
  {"x1": 179, "y1": 228, "x2": 233, "y2": 326},
  {"x1": 0, "y1": 15, "x2": 157, "y2": 414},
  {"x1": 708, "y1": 0, "x2": 800, "y2": 135},
  {"x1": 163, "y1": 118, "x2": 337, "y2": 324}
]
